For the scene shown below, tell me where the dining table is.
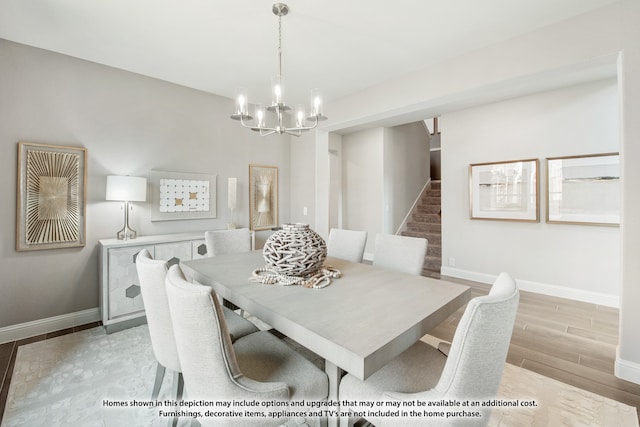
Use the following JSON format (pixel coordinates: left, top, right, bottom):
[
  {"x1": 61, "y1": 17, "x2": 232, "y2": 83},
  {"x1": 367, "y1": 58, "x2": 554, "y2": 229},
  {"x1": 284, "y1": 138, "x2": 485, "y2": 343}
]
[{"x1": 181, "y1": 250, "x2": 471, "y2": 425}]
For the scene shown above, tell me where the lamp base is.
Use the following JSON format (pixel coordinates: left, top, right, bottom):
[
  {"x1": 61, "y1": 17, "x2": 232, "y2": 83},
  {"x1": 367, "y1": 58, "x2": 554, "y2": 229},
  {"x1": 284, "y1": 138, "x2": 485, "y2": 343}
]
[
  {"x1": 116, "y1": 201, "x2": 138, "y2": 240},
  {"x1": 116, "y1": 226, "x2": 137, "y2": 240}
]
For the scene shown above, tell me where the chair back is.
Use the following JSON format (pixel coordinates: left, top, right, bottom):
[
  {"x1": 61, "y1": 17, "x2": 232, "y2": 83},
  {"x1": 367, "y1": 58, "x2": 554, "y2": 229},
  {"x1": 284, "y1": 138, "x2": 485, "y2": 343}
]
[
  {"x1": 327, "y1": 228, "x2": 367, "y2": 263},
  {"x1": 165, "y1": 265, "x2": 289, "y2": 405},
  {"x1": 135, "y1": 249, "x2": 181, "y2": 372},
  {"x1": 434, "y1": 272, "x2": 519, "y2": 402},
  {"x1": 373, "y1": 233, "x2": 427, "y2": 275},
  {"x1": 205, "y1": 228, "x2": 252, "y2": 257}
]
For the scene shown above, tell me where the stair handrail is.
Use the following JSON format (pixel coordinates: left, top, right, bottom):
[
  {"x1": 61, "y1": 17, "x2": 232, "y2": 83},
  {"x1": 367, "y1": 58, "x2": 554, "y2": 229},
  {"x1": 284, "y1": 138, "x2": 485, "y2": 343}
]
[{"x1": 395, "y1": 178, "x2": 432, "y2": 235}]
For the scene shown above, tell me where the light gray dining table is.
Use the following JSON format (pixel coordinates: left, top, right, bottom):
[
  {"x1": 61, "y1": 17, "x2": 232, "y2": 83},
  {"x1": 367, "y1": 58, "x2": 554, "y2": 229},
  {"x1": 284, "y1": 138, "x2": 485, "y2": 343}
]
[{"x1": 181, "y1": 250, "x2": 470, "y2": 424}]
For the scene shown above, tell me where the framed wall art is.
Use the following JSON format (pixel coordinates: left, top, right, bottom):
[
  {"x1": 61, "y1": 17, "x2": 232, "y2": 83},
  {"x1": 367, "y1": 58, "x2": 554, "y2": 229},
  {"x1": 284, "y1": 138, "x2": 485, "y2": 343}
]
[
  {"x1": 149, "y1": 170, "x2": 217, "y2": 221},
  {"x1": 546, "y1": 153, "x2": 620, "y2": 226},
  {"x1": 469, "y1": 158, "x2": 539, "y2": 222},
  {"x1": 249, "y1": 164, "x2": 278, "y2": 230},
  {"x1": 16, "y1": 142, "x2": 87, "y2": 251}
]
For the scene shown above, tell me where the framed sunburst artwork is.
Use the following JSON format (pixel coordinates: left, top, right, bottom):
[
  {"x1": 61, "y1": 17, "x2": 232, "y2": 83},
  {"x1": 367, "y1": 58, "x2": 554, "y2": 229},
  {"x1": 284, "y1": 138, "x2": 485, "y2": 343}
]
[
  {"x1": 16, "y1": 142, "x2": 87, "y2": 251},
  {"x1": 249, "y1": 164, "x2": 278, "y2": 230}
]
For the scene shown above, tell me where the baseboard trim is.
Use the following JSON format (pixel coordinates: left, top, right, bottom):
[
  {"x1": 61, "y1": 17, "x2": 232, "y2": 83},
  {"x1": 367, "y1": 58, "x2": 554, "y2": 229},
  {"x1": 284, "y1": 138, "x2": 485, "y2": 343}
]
[
  {"x1": 0, "y1": 308, "x2": 100, "y2": 344},
  {"x1": 440, "y1": 266, "x2": 619, "y2": 308},
  {"x1": 615, "y1": 353, "x2": 640, "y2": 385}
]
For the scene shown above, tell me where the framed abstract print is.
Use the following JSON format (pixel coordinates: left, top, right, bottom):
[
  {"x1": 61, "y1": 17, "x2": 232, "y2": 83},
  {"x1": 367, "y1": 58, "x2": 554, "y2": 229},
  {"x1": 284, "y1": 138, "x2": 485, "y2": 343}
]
[
  {"x1": 546, "y1": 153, "x2": 619, "y2": 226},
  {"x1": 149, "y1": 170, "x2": 217, "y2": 221},
  {"x1": 469, "y1": 158, "x2": 539, "y2": 222}
]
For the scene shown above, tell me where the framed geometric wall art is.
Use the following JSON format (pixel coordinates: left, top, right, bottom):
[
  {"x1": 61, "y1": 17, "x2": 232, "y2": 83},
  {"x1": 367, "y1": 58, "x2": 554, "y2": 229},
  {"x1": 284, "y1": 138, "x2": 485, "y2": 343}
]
[
  {"x1": 469, "y1": 158, "x2": 539, "y2": 222},
  {"x1": 249, "y1": 164, "x2": 278, "y2": 230},
  {"x1": 546, "y1": 152, "x2": 620, "y2": 226},
  {"x1": 149, "y1": 170, "x2": 217, "y2": 221},
  {"x1": 16, "y1": 142, "x2": 87, "y2": 251}
]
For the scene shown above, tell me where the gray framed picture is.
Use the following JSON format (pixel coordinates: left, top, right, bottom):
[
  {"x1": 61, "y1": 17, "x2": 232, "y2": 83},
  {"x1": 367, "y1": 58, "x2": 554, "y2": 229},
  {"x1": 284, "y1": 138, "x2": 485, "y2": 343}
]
[
  {"x1": 249, "y1": 164, "x2": 278, "y2": 230},
  {"x1": 546, "y1": 153, "x2": 620, "y2": 226},
  {"x1": 16, "y1": 142, "x2": 87, "y2": 251},
  {"x1": 469, "y1": 158, "x2": 539, "y2": 222},
  {"x1": 149, "y1": 170, "x2": 217, "y2": 221}
]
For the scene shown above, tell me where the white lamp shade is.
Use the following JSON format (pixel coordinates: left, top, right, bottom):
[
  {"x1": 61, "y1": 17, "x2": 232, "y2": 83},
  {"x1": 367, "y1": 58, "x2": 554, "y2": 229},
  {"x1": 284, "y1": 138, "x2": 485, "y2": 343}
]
[{"x1": 106, "y1": 175, "x2": 147, "y2": 202}]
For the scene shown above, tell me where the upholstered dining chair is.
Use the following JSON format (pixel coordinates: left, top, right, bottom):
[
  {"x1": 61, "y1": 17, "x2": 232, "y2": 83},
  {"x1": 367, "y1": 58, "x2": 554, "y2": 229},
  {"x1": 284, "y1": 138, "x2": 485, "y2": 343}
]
[
  {"x1": 165, "y1": 264, "x2": 329, "y2": 427},
  {"x1": 136, "y1": 249, "x2": 259, "y2": 426},
  {"x1": 204, "y1": 228, "x2": 252, "y2": 257},
  {"x1": 373, "y1": 233, "x2": 428, "y2": 275},
  {"x1": 327, "y1": 228, "x2": 368, "y2": 263},
  {"x1": 205, "y1": 227, "x2": 255, "y2": 317},
  {"x1": 339, "y1": 272, "x2": 519, "y2": 427}
]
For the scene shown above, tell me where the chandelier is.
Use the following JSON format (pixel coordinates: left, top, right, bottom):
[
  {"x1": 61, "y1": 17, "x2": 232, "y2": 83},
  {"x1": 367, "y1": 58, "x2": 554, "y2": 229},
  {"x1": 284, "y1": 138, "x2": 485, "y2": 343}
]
[{"x1": 230, "y1": 3, "x2": 327, "y2": 137}]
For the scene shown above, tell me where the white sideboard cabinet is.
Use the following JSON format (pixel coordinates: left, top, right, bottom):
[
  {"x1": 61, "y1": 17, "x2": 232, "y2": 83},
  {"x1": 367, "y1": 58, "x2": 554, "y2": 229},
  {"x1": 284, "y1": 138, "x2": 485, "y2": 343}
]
[
  {"x1": 99, "y1": 230, "x2": 255, "y2": 333},
  {"x1": 99, "y1": 232, "x2": 209, "y2": 333}
]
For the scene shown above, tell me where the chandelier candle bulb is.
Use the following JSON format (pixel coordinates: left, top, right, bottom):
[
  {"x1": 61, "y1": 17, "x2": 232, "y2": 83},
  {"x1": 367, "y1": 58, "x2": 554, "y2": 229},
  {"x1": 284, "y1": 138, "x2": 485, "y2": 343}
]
[
  {"x1": 234, "y1": 87, "x2": 249, "y2": 117},
  {"x1": 272, "y1": 76, "x2": 284, "y2": 105},
  {"x1": 255, "y1": 104, "x2": 265, "y2": 127},
  {"x1": 294, "y1": 104, "x2": 305, "y2": 127},
  {"x1": 310, "y1": 88, "x2": 323, "y2": 117}
]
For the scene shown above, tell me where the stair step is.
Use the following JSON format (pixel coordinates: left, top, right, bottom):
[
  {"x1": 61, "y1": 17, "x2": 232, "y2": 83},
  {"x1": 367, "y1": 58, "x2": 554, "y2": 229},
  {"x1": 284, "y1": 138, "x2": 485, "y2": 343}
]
[
  {"x1": 423, "y1": 256, "x2": 441, "y2": 272},
  {"x1": 412, "y1": 212, "x2": 441, "y2": 223},
  {"x1": 420, "y1": 196, "x2": 441, "y2": 204},
  {"x1": 430, "y1": 181, "x2": 441, "y2": 191},
  {"x1": 406, "y1": 221, "x2": 441, "y2": 233},
  {"x1": 415, "y1": 204, "x2": 440, "y2": 214},
  {"x1": 402, "y1": 231, "x2": 441, "y2": 246},
  {"x1": 425, "y1": 189, "x2": 441, "y2": 197},
  {"x1": 413, "y1": 211, "x2": 441, "y2": 221},
  {"x1": 426, "y1": 245, "x2": 441, "y2": 257}
]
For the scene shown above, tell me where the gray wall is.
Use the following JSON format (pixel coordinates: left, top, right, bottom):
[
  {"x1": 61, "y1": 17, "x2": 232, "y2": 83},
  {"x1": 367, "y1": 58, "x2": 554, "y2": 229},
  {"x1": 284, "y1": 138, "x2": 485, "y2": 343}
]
[{"x1": 0, "y1": 39, "x2": 291, "y2": 328}]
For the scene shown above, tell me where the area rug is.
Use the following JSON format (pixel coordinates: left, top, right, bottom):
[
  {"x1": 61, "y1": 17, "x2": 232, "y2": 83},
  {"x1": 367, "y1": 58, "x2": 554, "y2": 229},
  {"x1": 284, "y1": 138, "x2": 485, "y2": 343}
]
[{"x1": 1, "y1": 325, "x2": 638, "y2": 427}]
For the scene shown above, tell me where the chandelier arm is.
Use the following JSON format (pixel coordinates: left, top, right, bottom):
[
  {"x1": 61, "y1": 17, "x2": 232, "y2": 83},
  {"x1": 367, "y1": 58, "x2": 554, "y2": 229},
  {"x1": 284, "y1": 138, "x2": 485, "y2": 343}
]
[
  {"x1": 260, "y1": 129, "x2": 278, "y2": 137},
  {"x1": 240, "y1": 115, "x2": 280, "y2": 133},
  {"x1": 288, "y1": 115, "x2": 319, "y2": 132},
  {"x1": 239, "y1": 116, "x2": 257, "y2": 129}
]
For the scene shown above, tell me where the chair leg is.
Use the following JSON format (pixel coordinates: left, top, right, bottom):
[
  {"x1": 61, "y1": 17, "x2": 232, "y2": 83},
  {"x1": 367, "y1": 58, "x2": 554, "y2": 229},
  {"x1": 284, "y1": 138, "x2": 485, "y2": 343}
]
[
  {"x1": 151, "y1": 362, "x2": 166, "y2": 400},
  {"x1": 169, "y1": 372, "x2": 184, "y2": 427}
]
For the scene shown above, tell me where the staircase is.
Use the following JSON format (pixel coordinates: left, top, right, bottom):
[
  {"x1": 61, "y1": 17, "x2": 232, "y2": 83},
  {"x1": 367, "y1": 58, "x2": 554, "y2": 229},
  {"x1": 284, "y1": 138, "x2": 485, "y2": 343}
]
[{"x1": 402, "y1": 181, "x2": 442, "y2": 277}]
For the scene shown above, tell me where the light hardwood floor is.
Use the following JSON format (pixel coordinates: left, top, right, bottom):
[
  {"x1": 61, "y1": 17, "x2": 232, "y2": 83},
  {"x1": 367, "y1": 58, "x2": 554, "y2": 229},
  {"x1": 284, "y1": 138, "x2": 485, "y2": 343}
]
[
  {"x1": 1, "y1": 277, "x2": 639, "y2": 423},
  {"x1": 430, "y1": 276, "x2": 640, "y2": 419}
]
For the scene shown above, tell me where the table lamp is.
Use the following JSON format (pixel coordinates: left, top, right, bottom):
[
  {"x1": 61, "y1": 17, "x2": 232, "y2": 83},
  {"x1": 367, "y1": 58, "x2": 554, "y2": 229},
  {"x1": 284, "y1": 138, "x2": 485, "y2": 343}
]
[{"x1": 106, "y1": 175, "x2": 147, "y2": 240}]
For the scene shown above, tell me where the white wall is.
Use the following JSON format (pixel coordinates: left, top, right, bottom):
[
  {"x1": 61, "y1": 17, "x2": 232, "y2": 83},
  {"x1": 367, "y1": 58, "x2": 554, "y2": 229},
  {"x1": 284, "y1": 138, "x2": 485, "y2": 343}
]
[
  {"x1": 383, "y1": 123, "x2": 431, "y2": 234},
  {"x1": 337, "y1": 123, "x2": 430, "y2": 254},
  {"x1": 342, "y1": 128, "x2": 384, "y2": 254},
  {"x1": 289, "y1": 131, "x2": 316, "y2": 226},
  {"x1": 441, "y1": 79, "x2": 619, "y2": 302},
  {"x1": 0, "y1": 39, "x2": 290, "y2": 329},
  {"x1": 617, "y1": 0, "x2": 640, "y2": 384}
]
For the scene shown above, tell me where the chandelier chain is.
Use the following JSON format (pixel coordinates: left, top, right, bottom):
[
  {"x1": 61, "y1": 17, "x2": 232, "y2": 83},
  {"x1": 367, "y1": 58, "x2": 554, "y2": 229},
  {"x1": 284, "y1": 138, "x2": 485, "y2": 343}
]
[{"x1": 278, "y1": 12, "x2": 283, "y2": 80}]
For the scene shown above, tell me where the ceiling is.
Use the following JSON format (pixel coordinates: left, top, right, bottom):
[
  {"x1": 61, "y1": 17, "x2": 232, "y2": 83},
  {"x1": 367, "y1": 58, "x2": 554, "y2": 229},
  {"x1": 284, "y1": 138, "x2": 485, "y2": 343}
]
[{"x1": 0, "y1": 0, "x2": 618, "y2": 106}]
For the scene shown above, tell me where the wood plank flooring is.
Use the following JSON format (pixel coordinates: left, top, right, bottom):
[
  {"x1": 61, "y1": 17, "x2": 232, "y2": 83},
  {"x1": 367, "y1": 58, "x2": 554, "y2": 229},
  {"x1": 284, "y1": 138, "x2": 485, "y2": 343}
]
[
  {"x1": 429, "y1": 276, "x2": 640, "y2": 419},
  {"x1": 1, "y1": 277, "x2": 639, "y2": 423}
]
